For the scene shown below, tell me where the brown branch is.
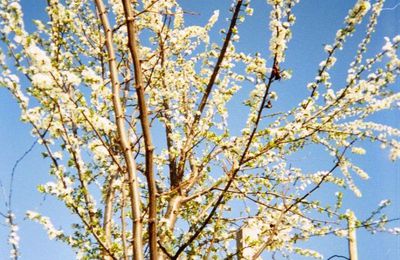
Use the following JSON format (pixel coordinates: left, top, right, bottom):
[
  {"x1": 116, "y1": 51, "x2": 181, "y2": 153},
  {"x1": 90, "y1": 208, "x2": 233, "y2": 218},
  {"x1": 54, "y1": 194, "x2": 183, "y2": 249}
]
[
  {"x1": 94, "y1": 1, "x2": 144, "y2": 259},
  {"x1": 175, "y1": 0, "x2": 244, "y2": 188},
  {"x1": 172, "y1": 36, "x2": 279, "y2": 260},
  {"x1": 103, "y1": 175, "x2": 116, "y2": 257},
  {"x1": 55, "y1": 103, "x2": 98, "y2": 223},
  {"x1": 120, "y1": 179, "x2": 129, "y2": 260},
  {"x1": 121, "y1": 0, "x2": 158, "y2": 259}
]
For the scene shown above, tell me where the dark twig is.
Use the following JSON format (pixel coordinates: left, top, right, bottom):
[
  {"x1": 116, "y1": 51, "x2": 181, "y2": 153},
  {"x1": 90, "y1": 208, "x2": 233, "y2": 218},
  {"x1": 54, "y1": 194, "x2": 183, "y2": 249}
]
[
  {"x1": 327, "y1": 255, "x2": 350, "y2": 260},
  {"x1": 7, "y1": 140, "x2": 37, "y2": 210}
]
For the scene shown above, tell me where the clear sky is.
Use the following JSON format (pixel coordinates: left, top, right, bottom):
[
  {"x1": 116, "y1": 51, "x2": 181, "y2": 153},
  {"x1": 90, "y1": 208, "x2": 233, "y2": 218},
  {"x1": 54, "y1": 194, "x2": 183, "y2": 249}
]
[{"x1": 0, "y1": 0, "x2": 399, "y2": 259}]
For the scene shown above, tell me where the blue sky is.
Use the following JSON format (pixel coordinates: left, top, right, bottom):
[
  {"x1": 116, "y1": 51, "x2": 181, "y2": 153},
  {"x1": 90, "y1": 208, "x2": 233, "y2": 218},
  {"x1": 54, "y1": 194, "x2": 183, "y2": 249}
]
[{"x1": 0, "y1": 0, "x2": 399, "y2": 259}]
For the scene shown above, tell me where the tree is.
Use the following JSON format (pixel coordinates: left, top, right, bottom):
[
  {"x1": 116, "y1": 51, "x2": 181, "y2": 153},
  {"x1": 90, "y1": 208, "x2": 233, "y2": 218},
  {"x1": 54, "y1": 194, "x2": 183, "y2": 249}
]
[{"x1": 0, "y1": 0, "x2": 399, "y2": 259}]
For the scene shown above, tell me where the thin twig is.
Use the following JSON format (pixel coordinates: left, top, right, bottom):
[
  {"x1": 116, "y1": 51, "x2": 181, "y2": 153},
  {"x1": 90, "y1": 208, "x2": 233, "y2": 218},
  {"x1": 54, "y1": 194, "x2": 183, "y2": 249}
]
[{"x1": 7, "y1": 140, "x2": 37, "y2": 210}]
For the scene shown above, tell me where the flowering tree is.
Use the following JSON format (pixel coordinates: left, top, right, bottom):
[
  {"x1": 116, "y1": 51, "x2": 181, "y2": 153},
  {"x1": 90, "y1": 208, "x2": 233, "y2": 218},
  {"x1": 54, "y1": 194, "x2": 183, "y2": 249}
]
[{"x1": 1, "y1": 0, "x2": 399, "y2": 259}]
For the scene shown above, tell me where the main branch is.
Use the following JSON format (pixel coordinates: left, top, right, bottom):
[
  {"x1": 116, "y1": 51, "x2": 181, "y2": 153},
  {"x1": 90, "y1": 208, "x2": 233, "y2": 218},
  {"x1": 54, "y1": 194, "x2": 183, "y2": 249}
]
[
  {"x1": 94, "y1": 1, "x2": 144, "y2": 259},
  {"x1": 121, "y1": 0, "x2": 158, "y2": 259}
]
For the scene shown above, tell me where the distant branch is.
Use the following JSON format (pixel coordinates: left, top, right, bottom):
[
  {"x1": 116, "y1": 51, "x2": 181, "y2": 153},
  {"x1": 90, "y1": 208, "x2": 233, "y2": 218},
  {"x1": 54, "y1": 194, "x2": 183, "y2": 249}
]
[
  {"x1": 7, "y1": 140, "x2": 37, "y2": 210},
  {"x1": 327, "y1": 255, "x2": 350, "y2": 260},
  {"x1": 382, "y1": 2, "x2": 400, "y2": 11}
]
